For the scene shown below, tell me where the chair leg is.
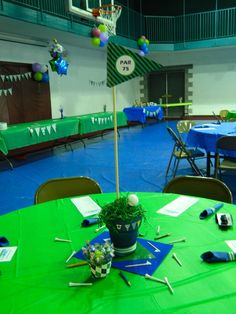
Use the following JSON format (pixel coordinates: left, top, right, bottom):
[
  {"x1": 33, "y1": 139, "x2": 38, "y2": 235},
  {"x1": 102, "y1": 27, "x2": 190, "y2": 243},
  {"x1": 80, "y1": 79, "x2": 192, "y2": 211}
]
[
  {"x1": 188, "y1": 157, "x2": 204, "y2": 176},
  {"x1": 1, "y1": 155, "x2": 13, "y2": 170},
  {"x1": 173, "y1": 158, "x2": 180, "y2": 177},
  {"x1": 166, "y1": 146, "x2": 176, "y2": 176}
]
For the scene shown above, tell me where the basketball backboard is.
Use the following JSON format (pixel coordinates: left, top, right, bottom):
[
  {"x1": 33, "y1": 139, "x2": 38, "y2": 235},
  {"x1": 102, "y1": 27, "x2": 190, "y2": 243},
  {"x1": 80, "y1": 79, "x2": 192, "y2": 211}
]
[
  {"x1": 86, "y1": 0, "x2": 114, "y2": 13},
  {"x1": 67, "y1": 0, "x2": 120, "y2": 35}
]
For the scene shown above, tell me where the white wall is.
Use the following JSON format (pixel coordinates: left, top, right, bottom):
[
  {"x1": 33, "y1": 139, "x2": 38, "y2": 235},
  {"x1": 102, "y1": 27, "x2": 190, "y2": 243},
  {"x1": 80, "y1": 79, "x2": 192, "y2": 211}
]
[
  {"x1": 150, "y1": 46, "x2": 236, "y2": 115},
  {"x1": 0, "y1": 39, "x2": 141, "y2": 119}
]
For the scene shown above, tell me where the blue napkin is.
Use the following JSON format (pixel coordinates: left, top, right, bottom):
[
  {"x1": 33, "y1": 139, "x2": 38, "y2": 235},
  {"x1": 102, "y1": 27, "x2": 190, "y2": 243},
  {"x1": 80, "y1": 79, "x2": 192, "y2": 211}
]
[
  {"x1": 201, "y1": 251, "x2": 236, "y2": 263},
  {"x1": 199, "y1": 203, "x2": 224, "y2": 219},
  {"x1": 0, "y1": 236, "x2": 9, "y2": 247},
  {"x1": 81, "y1": 218, "x2": 98, "y2": 227}
]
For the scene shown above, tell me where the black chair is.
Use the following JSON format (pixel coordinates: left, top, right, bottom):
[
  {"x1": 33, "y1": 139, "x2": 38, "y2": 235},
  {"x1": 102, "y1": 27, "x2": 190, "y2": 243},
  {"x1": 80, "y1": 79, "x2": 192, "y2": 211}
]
[
  {"x1": 35, "y1": 176, "x2": 102, "y2": 204},
  {"x1": 166, "y1": 127, "x2": 205, "y2": 178},
  {"x1": 215, "y1": 135, "x2": 236, "y2": 179},
  {"x1": 163, "y1": 175, "x2": 233, "y2": 203}
]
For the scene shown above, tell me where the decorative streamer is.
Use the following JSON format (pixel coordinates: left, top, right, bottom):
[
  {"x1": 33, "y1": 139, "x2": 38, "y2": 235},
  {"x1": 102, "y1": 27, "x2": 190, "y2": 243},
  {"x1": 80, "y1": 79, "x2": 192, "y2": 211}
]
[
  {"x1": 0, "y1": 72, "x2": 32, "y2": 82},
  {"x1": 89, "y1": 79, "x2": 106, "y2": 87}
]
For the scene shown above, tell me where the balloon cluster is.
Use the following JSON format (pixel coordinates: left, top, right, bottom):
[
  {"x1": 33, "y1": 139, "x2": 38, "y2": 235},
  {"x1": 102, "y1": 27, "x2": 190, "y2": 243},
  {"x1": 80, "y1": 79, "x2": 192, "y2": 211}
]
[
  {"x1": 91, "y1": 24, "x2": 109, "y2": 47},
  {"x1": 48, "y1": 39, "x2": 69, "y2": 76},
  {"x1": 32, "y1": 63, "x2": 49, "y2": 83},
  {"x1": 137, "y1": 36, "x2": 150, "y2": 57}
]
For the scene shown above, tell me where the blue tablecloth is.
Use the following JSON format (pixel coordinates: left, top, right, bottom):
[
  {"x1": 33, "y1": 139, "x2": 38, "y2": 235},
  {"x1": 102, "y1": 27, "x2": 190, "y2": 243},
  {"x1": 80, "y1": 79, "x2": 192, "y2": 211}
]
[
  {"x1": 187, "y1": 122, "x2": 236, "y2": 153},
  {"x1": 123, "y1": 106, "x2": 164, "y2": 123}
]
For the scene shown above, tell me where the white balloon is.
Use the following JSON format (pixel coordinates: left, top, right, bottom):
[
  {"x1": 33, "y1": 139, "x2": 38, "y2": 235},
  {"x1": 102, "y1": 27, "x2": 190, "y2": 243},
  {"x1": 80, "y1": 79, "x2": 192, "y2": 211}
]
[
  {"x1": 40, "y1": 64, "x2": 48, "y2": 73},
  {"x1": 128, "y1": 194, "x2": 139, "y2": 206}
]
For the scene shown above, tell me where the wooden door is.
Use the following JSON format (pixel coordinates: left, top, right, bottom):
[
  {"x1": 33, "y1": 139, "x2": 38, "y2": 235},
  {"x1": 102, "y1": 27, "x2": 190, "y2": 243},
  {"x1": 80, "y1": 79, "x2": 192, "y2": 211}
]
[{"x1": 0, "y1": 61, "x2": 51, "y2": 125}]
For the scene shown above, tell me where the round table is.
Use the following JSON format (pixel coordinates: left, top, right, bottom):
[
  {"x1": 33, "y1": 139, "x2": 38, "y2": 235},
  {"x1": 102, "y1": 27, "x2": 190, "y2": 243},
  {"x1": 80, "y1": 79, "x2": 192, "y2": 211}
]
[{"x1": 187, "y1": 122, "x2": 236, "y2": 175}]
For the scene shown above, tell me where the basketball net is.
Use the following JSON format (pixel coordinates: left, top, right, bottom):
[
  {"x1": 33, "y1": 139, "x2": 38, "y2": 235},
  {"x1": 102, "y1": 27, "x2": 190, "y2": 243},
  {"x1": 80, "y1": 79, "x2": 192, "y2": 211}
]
[{"x1": 93, "y1": 4, "x2": 122, "y2": 37}]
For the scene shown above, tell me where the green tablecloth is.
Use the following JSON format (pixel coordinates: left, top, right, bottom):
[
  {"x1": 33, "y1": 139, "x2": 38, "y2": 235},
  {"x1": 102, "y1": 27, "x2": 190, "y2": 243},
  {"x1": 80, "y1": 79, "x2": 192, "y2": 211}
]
[
  {"x1": 0, "y1": 112, "x2": 127, "y2": 155},
  {"x1": 1, "y1": 192, "x2": 236, "y2": 313},
  {"x1": 0, "y1": 117, "x2": 79, "y2": 155},
  {"x1": 226, "y1": 110, "x2": 236, "y2": 120},
  {"x1": 77, "y1": 111, "x2": 127, "y2": 135}
]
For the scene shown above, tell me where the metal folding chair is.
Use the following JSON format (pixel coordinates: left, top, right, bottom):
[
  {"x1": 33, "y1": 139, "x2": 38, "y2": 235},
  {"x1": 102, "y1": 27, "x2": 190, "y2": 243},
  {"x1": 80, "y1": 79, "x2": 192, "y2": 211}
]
[{"x1": 166, "y1": 127, "x2": 205, "y2": 178}]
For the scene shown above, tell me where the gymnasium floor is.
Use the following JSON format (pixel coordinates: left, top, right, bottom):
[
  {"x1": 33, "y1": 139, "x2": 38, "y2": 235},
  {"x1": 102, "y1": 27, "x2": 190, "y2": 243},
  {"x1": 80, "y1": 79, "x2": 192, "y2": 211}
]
[{"x1": 0, "y1": 120, "x2": 235, "y2": 215}]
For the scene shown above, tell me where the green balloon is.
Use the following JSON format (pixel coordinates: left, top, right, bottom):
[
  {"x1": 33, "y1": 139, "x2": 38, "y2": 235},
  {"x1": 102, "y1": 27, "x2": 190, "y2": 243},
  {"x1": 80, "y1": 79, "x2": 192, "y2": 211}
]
[
  {"x1": 145, "y1": 39, "x2": 150, "y2": 45},
  {"x1": 137, "y1": 38, "x2": 145, "y2": 46},
  {"x1": 91, "y1": 37, "x2": 101, "y2": 47},
  {"x1": 34, "y1": 72, "x2": 43, "y2": 81},
  {"x1": 98, "y1": 23, "x2": 107, "y2": 33}
]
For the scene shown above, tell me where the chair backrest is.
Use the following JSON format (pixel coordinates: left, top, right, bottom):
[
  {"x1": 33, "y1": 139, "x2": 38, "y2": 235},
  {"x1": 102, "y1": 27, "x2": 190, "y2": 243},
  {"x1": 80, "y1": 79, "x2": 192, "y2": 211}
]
[
  {"x1": 177, "y1": 120, "x2": 196, "y2": 134},
  {"x1": 216, "y1": 135, "x2": 236, "y2": 152},
  {"x1": 163, "y1": 175, "x2": 233, "y2": 203},
  {"x1": 166, "y1": 126, "x2": 185, "y2": 148},
  {"x1": 35, "y1": 176, "x2": 102, "y2": 204},
  {"x1": 219, "y1": 110, "x2": 229, "y2": 121}
]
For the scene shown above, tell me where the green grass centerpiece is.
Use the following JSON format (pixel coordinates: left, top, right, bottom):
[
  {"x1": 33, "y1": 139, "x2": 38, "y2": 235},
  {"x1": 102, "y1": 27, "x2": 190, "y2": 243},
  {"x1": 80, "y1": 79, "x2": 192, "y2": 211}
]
[{"x1": 99, "y1": 194, "x2": 146, "y2": 256}]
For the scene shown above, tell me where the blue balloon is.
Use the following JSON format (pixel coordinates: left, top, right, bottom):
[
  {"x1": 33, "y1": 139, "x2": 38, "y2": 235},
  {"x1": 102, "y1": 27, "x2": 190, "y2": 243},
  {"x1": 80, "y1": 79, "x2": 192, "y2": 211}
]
[
  {"x1": 99, "y1": 41, "x2": 105, "y2": 47},
  {"x1": 140, "y1": 43, "x2": 148, "y2": 52},
  {"x1": 55, "y1": 56, "x2": 69, "y2": 75},
  {"x1": 41, "y1": 72, "x2": 49, "y2": 82}
]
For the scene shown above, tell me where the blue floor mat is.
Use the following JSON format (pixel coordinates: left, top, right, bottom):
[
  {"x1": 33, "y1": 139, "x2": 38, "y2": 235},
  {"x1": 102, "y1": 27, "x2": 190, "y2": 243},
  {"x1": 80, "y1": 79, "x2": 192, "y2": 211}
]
[{"x1": 0, "y1": 120, "x2": 235, "y2": 215}]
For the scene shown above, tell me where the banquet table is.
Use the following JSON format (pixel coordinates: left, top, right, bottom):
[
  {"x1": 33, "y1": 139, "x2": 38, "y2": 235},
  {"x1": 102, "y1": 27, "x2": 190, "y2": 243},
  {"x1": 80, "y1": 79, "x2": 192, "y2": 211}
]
[
  {"x1": 0, "y1": 117, "x2": 80, "y2": 155},
  {"x1": 76, "y1": 111, "x2": 127, "y2": 135},
  {"x1": 226, "y1": 110, "x2": 236, "y2": 120},
  {"x1": 187, "y1": 122, "x2": 236, "y2": 176},
  {"x1": 123, "y1": 106, "x2": 163, "y2": 124},
  {"x1": 0, "y1": 112, "x2": 127, "y2": 156},
  {"x1": 1, "y1": 192, "x2": 236, "y2": 314}
]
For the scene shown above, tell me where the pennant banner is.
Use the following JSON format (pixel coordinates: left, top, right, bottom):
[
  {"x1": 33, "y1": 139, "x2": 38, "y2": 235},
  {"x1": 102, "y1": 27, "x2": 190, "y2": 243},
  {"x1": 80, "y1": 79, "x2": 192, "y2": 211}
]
[
  {"x1": 0, "y1": 87, "x2": 13, "y2": 96},
  {"x1": 89, "y1": 79, "x2": 106, "y2": 87},
  {"x1": 106, "y1": 42, "x2": 163, "y2": 88},
  {"x1": 0, "y1": 71, "x2": 32, "y2": 82}
]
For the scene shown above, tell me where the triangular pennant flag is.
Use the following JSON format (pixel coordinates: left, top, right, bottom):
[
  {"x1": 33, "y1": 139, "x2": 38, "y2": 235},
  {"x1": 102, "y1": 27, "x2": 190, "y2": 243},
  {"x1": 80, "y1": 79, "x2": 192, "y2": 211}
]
[
  {"x1": 9, "y1": 75, "x2": 13, "y2": 82},
  {"x1": 106, "y1": 42, "x2": 163, "y2": 88},
  {"x1": 46, "y1": 126, "x2": 51, "y2": 134},
  {"x1": 35, "y1": 127, "x2": 40, "y2": 137},
  {"x1": 28, "y1": 72, "x2": 32, "y2": 78},
  {"x1": 41, "y1": 127, "x2": 46, "y2": 135},
  {"x1": 52, "y1": 123, "x2": 57, "y2": 132},
  {"x1": 17, "y1": 74, "x2": 21, "y2": 81},
  {"x1": 3, "y1": 89, "x2": 8, "y2": 96},
  {"x1": 13, "y1": 75, "x2": 18, "y2": 81},
  {"x1": 8, "y1": 88, "x2": 13, "y2": 95},
  {"x1": 1, "y1": 75, "x2": 5, "y2": 82},
  {"x1": 21, "y1": 74, "x2": 25, "y2": 79}
]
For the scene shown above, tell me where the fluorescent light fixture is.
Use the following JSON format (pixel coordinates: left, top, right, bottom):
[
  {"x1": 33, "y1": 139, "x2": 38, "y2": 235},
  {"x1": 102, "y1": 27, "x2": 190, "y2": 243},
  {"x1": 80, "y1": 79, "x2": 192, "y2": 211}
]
[{"x1": 0, "y1": 32, "x2": 49, "y2": 47}]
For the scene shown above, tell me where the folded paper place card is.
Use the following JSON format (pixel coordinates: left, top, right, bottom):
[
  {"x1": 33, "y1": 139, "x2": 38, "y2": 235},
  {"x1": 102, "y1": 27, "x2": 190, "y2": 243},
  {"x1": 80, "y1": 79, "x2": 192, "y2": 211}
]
[
  {"x1": 157, "y1": 196, "x2": 199, "y2": 217},
  {"x1": 0, "y1": 246, "x2": 17, "y2": 262},
  {"x1": 225, "y1": 240, "x2": 236, "y2": 253},
  {"x1": 71, "y1": 196, "x2": 101, "y2": 217}
]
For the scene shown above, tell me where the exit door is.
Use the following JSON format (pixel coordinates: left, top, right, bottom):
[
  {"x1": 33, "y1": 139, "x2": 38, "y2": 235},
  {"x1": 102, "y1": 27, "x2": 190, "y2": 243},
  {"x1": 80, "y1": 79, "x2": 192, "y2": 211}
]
[{"x1": 148, "y1": 70, "x2": 185, "y2": 117}]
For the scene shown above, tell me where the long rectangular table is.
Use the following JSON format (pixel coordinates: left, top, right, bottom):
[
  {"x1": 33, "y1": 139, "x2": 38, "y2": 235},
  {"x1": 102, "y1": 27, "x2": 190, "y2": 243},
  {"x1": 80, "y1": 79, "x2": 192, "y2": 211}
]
[
  {"x1": 0, "y1": 112, "x2": 127, "y2": 156},
  {"x1": 1, "y1": 192, "x2": 236, "y2": 313},
  {"x1": 123, "y1": 106, "x2": 163, "y2": 124},
  {"x1": 76, "y1": 112, "x2": 127, "y2": 135}
]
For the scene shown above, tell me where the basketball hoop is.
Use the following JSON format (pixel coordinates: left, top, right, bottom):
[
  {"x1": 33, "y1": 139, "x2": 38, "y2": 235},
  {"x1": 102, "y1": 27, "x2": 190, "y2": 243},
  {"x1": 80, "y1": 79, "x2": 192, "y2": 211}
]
[{"x1": 93, "y1": 4, "x2": 122, "y2": 37}]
